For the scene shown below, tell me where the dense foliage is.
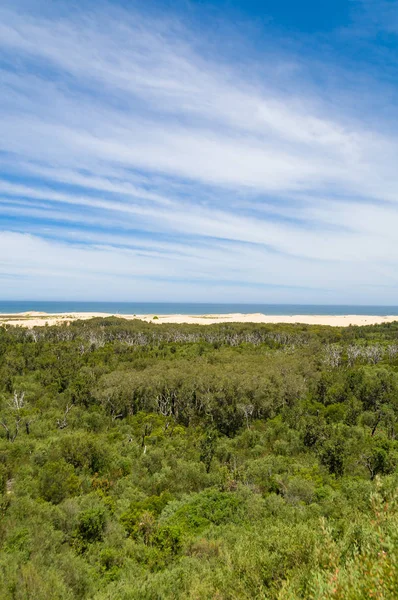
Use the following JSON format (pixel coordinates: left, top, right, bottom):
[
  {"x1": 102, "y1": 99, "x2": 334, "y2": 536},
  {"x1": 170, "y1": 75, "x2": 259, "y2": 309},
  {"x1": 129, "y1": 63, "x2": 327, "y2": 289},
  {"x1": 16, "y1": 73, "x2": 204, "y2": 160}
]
[{"x1": 2, "y1": 318, "x2": 398, "y2": 598}]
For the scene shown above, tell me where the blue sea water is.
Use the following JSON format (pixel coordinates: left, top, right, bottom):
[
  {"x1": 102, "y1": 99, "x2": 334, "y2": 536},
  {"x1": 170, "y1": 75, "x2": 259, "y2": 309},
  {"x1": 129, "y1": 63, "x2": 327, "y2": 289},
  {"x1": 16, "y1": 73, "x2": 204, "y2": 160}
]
[{"x1": 0, "y1": 302, "x2": 398, "y2": 316}]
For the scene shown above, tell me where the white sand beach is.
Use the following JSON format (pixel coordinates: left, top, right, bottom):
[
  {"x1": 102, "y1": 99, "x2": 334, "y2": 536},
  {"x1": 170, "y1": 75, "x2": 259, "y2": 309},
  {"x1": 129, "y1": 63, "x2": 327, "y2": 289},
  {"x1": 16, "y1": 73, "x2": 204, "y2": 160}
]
[{"x1": 0, "y1": 312, "x2": 398, "y2": 328}]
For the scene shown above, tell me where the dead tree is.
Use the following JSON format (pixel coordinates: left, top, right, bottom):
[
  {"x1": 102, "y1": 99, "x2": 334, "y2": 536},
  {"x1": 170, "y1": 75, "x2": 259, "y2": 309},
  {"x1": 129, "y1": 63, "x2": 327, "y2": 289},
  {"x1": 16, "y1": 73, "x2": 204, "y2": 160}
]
[
  {"x1": 56, "y1": 404, "x2": 74, "y2": 429},
  {"x1": 347, "y1": 345, "x2": 362, "y2": 367},
  {"x1": 0, "y1": 416, "x2": 21, "y2": 442},
  {"x1": 239, "y1": 403, "x2": 254, "y2": 429},
  {"x1": 323, "y1": 345, "x2": 342, "y2": 369},
  {"x1": 10, "y1": 391, "x2": 25, "y2": 411},
  {"x1": 0, "y1": 391, "x2": 26, "y2": 442}
]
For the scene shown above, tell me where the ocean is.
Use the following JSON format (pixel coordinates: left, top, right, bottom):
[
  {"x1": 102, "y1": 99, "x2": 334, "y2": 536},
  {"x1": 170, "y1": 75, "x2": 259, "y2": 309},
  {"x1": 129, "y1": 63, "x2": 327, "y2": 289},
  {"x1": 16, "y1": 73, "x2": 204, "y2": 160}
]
[{"x1": 0, "y1": 302, "x2": 398, "y2": 316}]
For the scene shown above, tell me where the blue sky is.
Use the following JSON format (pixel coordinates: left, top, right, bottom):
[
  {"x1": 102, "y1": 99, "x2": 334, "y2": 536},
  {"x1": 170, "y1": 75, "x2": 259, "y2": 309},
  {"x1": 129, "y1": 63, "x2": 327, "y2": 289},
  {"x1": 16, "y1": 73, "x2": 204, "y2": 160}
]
[{"x1": 1, "y1": 0, "x2": 398, "y2": 303}]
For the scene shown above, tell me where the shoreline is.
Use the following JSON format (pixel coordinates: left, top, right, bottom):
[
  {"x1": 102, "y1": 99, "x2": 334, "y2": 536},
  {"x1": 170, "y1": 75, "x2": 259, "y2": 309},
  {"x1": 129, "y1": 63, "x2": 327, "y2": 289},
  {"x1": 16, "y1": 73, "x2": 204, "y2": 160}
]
[{"x1": 0, "y1": 312, "x2": 398, "y2": 328}]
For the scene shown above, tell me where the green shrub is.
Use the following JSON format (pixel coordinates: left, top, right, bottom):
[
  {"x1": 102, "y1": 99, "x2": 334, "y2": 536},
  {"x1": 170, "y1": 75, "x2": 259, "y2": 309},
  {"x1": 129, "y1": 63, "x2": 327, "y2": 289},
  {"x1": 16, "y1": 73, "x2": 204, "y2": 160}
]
[
  {"x1": 74, "y1": 507, "x2": 107, "y2": 551},
  {"x1": 39, "y1": 460, "x2": 80, "y2": 504}
]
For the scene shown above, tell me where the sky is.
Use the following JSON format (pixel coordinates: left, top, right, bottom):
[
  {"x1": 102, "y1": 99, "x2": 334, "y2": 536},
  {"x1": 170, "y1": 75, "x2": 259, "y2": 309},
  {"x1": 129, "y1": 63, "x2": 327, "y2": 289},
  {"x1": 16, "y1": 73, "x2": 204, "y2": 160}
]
[{"x1": 1, "y1": 0, "x2": 398, "y2": 303}]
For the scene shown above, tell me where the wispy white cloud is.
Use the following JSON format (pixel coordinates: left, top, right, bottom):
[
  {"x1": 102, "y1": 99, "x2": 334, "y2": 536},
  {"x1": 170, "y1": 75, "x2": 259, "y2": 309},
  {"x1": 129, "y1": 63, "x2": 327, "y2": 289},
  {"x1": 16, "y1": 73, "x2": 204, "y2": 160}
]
[{"x1": 0, "y1": 1, "x2": 397, "y2": 302}]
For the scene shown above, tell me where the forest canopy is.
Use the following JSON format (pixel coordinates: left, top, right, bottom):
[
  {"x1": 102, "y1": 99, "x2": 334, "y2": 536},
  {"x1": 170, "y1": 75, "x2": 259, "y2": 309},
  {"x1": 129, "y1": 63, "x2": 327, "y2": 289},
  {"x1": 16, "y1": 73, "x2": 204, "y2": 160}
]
[{"x1": 2, "y1": 318, "x2": 398, "y2": 598}]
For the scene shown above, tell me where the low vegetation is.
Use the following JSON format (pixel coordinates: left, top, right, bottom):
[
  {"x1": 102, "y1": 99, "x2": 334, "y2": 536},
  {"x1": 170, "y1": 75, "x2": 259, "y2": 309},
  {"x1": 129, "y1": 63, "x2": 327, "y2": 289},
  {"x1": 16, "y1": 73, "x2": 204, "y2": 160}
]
[{"x1": 2, "y1": 318, "x2": 398, "y2": 598}]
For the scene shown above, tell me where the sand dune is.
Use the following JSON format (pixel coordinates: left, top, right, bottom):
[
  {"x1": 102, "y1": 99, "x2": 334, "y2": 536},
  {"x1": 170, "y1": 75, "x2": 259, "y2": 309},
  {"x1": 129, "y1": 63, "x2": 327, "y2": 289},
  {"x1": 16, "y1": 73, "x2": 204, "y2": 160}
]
[{"x1": 0, "y1": 312, "x2": 397, "y2": 328}]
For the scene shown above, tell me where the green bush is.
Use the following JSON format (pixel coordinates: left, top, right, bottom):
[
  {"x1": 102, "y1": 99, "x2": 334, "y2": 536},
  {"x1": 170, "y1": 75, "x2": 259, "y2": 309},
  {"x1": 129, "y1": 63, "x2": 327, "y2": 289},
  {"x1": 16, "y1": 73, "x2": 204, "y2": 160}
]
[
  {"x1": 74, "y1": 507, "x2": 107, "y2": 551},
  {"x1": 39, "y1": 460, "x2": 80, "y2": 504}
]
